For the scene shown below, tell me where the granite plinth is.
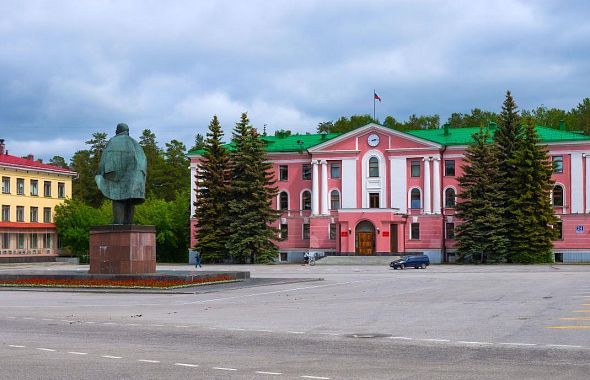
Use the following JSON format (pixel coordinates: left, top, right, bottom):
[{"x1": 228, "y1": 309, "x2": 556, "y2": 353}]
[{"x1": 89, "y1": 225, "x2": 156, "y2": 274}]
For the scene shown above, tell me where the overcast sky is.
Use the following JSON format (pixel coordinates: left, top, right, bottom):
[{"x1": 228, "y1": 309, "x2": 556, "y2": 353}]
[{"x1": 1, "y1": 0, "x2": 589, "y2": 161}]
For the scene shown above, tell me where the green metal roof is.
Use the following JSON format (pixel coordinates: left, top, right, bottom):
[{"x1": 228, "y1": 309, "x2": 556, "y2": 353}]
[
  {"x1": 405, "y1": 126, "x2": 590, "y2": 145},
  {"x1": 187, "y1": 125, "x2": 590, "y2": 155}
]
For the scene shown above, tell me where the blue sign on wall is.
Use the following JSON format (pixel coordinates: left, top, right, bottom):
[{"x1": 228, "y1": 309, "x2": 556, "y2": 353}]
[{"x1": 576, "y1": 225, "x2": 584, "y2": 234}]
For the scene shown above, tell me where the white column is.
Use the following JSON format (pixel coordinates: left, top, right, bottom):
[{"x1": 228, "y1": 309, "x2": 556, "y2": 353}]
[
  {"x1": 190, "y1": 165, "x2": 197, "y2": 217},
  {"x1": 586, "y1": 154, "x2": 590, "y2": 213},
  {"x1": 320, "y1": 160, "x2": 329, "y2": 215},
  {"x1": 432, "y1": 158, "x2": 441, "y2": 214},
  {"x1": 390, "y1": 157, "x2": 407, "y2": 213},
  {"x1": 423, "y1": 158, "x2": 431, "y2": 214},
  {"x1": 571, "y1": 153, "x2": 584, "y2": 213},
  {"x1": 341, "y1": 159, "x2": 357, "y2": 208},
  {"x1": 311, "y1": 160, "x2": 319, "y2": 215}
]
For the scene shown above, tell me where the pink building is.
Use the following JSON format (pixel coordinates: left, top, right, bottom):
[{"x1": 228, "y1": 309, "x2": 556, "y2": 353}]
[{"x1": 189, "y1": 123, "x2": 590, "y2": 263}]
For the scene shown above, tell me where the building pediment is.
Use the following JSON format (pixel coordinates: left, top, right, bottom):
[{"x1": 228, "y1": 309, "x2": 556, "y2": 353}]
[{"x1": 307, "y1": 123, "x2": 441, "y2": 153}]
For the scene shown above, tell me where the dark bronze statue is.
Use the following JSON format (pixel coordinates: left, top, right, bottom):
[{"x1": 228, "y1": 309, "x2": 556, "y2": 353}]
[{"x1": 95, "y1": 123, "x2": 147, "y2": 224}]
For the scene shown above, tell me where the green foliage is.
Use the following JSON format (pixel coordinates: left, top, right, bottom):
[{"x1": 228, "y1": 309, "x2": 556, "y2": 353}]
[
  {"x1": 226, "y1": 113, "x2": 280, "y2": 263},
  {"x1": 316, "y1": 114, "x2": 377, "y2": 133},
  {"x1": 70, "y1": 132, "x2": 107, "y2": 208},
  {"x1": 135, "y1": 191, "x2": 190, "y2": 262},
  {"x1": 455, "y1": 127, "x2": 507, "y2": 263},
  {"x1": 195, "y1": 115, "x2": 232, "y2": 262},
  {"x1": 447, "y1": 109, "x2": 499, "y2": 129},
  {"x1": 48, "y1": 155, "x2": 69, "y2": 169},
  {"x1": 506, "y1": 119, "x2": 557, "y2": 263},
  {"x1": 54, "y1": 199, "x2": 111, "y2": 262},
  {"x1": 189, "y1": 133, "x2": 205, "y2": 152},
  {"x1": 162, "y1": 139, "x2": 190, "y2": 201},
  {"x1": 139, "y1": 129, "x2": 167, "y2": 199}
]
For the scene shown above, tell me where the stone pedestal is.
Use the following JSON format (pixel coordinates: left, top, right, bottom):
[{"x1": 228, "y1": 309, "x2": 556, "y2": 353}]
[{"x1": 89, "y1": 225, "x2": 156, "y2": 274}]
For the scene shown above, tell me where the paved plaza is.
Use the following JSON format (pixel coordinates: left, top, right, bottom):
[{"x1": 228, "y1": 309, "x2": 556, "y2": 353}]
[{"x1": 1, "y1": 263, "x2": 589, "y2": 379}]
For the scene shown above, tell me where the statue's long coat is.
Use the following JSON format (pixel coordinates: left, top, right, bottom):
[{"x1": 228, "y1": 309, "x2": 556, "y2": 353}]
[{"x1": 95, "y1": 132, "x2": 147, "y2": 203}]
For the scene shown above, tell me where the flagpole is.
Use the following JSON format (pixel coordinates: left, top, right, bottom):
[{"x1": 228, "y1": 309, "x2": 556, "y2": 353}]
[{"x1": 373, "y1": 89, "x2": 376, "y2": 120}]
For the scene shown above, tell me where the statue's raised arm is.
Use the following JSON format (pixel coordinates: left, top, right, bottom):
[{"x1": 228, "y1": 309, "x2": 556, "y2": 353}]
[{"x1": 95, "y1": 123, "x2": 147, "y2": 224}]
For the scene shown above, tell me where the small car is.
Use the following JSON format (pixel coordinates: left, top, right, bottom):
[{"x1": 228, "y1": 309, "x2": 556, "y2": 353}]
[{"x1": 390, "y1": 255, "x2": 430, "y2": 269}]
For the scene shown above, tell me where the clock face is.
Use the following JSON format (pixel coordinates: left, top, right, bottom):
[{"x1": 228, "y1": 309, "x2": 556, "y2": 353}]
[{"x1": 367, "y1": 134, "x2": 380, "y2": 147}]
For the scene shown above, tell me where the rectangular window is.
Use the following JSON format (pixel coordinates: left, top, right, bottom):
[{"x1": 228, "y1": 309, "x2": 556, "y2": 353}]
[
  {"x1": 43, "y1": 207, "x2": 51, "y2": 223},
  {"x1": 17, "y1": 178, "x2": 25, "y2": 195},
  {"x1": 44, "y1": 233, "x2": 52, "y2": 249},
  {"x1": 446, "y1": 222, "x2": 455, "y2": 239},
  {"x1": 410, "y1": 223, "x2": 420, "y2": 240},
  {"x1": 280, "y1": 223, "x2": 288, "y2": 241},
  {"x1": 1, "y1": 233, "x2": 9, "y2": 249},
  {"x1": 16, "y1": 206, "x2": 24, "y2": 222},
  {"x1": 30, "y1": 233, "x2": 38, "y2": 249},
  {"x1": 279, "y1": 165, "x2": 288, "y2": 181},
  {"x1": 30, "y1": 207, "x2": 38, "y2": 223},
  {"x1": 329, "y1": 223, "x2": 336, "y2": 240},
  {"x1": 30, "y1": 180, "x2": 38, "y2": 196},
  {"x1": 554, "y1": 221, "x2": 563, "y2": 240},
  {"x1": 410, "y1": 160, "x2": 421, "y2": 177},
  {"x1": 444, "y1": 160, "x2": 455, "y2": 176},
  {"x1": 369, "y1": 193, "x2": 380, "y2": 208},
  {"x1": 552, "y1": 156, "x2": 563, "y2": 173},
  {"x1": 302, "y1": 164, "x2": 311, "y2": 180},
  {"x1": 1, "y1": 176, "x2": 10, "y2": 194},
  {"x1": 330, "y1": 163, "x2": 341, "y2": 179},
  {"x1": 44, "y1": 181, "x2": 52, "y2": 197},
  {"x1": 1, "y1": 205, "x2": 9, "y2": 222},
  {"x1": 17, "y1": 234, "x2": 25, "y2": 249},
  {"x1": 58, "y1": 182, "x2": 66, "y2": 198},
  {"x1": 302, "y1": 223, "x2": 310, "y2": 239}
]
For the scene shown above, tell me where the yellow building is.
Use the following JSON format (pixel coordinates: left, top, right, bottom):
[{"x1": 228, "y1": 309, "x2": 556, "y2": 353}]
[{"x1": 0, "y1": 139, "x2": 76, "y2": 261}]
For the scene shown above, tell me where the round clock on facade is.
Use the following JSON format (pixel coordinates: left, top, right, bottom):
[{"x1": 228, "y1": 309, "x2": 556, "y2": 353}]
[{"x1": 367, "y1": 133, "x2": 380, "y2": 147}]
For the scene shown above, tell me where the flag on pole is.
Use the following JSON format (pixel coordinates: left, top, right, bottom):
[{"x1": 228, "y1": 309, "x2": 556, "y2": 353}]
[{"x1": 374, "y1": 91, "x2": 381, "y2": 102}]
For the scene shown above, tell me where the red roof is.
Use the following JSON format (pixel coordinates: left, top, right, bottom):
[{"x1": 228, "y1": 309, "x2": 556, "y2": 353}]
[
  {"x1": 0, "y1": 222, "x2": 56, "y2": 229},
  {"x1": 0, "y1": 154, "x2": 76, "y2": 175}
]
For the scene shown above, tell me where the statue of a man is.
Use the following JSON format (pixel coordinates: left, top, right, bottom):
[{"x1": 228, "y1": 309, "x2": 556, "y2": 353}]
[{"x1": 95, "y1": 123, "x2": 147, "y2": 224}]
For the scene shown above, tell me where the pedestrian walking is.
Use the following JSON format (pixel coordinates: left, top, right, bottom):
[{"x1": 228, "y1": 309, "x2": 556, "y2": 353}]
[{"x1": 195, "y1": 251, "x2": 202, "y2": 268}]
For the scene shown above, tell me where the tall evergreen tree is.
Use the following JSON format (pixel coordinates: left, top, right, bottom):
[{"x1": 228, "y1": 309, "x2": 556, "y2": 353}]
[
  {"x1": 493, "y1": 91, "x2": 523, "y2": 258},
  {"x1": 194, "y1": 116, "x2": 232, "y2": 262},
  {"x1": 507, "y1": 119, "x2": 557, "y2": 263},
  {"x1": 162, "y1": 139, "x2": 189, "y2": 201},
  {"x1": 139, "y1": 129, "x2": 166, "y2": 198},
  {"x1": 455, "y1": 127, "x2": 507, "y2": 263},
  {"x1": 226, "y1": 113, "x2": 279, "y2": 263}
]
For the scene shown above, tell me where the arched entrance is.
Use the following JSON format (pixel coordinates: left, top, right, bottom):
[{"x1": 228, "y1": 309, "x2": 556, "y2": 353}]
[{"x1": 355, "y1": 221, "x2": 375, "y2": 255}]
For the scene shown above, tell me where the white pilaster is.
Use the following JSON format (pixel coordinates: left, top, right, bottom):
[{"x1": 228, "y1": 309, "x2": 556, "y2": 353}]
[
  {"x1": 571, "y1": 152, "x2": 584, "y2": 213},
  {"x1": 320, "y1": 160, "x2": 329, "y2": 215},
  {"x1": 432, "y1": 158, "x2": 441, "y2": 214},
  {"x1": 586, "y1": 154, "x2": 590, "y2": 213},
  {"x1": 190, "y1": 165, "x2": 197, "y2": 217},
  {"x1": 312, "y1": 160, "x2": 319, "y2": 215},
  {"x1": 390, "y1": 157, "x2": 407, "y2": 213},
  {"x1": 423, "y1": 158, "x2": 431, "y2": 214},
  {"x1": 341, "y1": 159, "x2": 357, "y2": 208}
]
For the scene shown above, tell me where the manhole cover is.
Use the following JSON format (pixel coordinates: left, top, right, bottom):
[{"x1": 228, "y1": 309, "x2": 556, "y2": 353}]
[{"x1": 347, "y1": 333, "x2": 392, "y2": 339}]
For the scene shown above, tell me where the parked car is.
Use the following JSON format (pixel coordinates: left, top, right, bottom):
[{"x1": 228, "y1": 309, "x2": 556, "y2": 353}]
[{"x1": 390, "y1": 255, "x2": 430, "y2": 269}]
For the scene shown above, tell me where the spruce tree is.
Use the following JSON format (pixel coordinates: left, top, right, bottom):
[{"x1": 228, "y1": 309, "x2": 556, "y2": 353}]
[
  {"x1": 507, "y1": 119, "x2": 557, "y2": 263},
  {"x1": 194, "y1": 116, "x2": 232, "y2": 262},
  {"x1": 493, "y1": 91, "x2": 523, "y2": 260},
  {"x1": 455, "y1": 127, "x2": 507, "y2": 263},
  {"x1": 226, "y1": 113, "x2": 279, "y2": 263}
]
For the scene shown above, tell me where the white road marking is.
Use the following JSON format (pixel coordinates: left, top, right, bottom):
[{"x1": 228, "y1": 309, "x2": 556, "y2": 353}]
[
  {"x1": 125, "y1": 323, "x2": 139, "y2": 326},
  {"x1": 175, "y1": 325, "x2": 189, "y2": 328},
  {"x1": 101, "y1": 355, "x2": 122, "y2": 359},
  {"x1": 7, "y1": 316, "x2": 16, "y2": 319},
  {"x1": 103, "y1": 322, "x2": 117, "y2": 325},
  {"x1": 227, "y1": 328, "x2": 246, "y2": 331},
  {"x1": 387, "y1": 336, "x2": 413, "y2": 340},
  {"x1": 174, "y1": 363, "x2": 199, "y2": 367},
  {"x1": 41, "y1": 318, "x2": 54, "y2": 321},
  {"x1": 287, "y1": 331, "x2": 305, "y2": 334},
  {"x1": 85, "y1": 321, "x2": 96, "y2": 324},
  {"x1": 318, "y1": 332, "x2": 340, "y2": 336},
  {"x1": 36, "y1": 348, "x2": 56, "y2": 352},
  {"x1": 457, "y1": 341, "x2": 493, "y2": 345},
  {"x1": 256, "y1": 371, "x2": 283, "y2": 375},
  {"x1": 138, "y1": 359, "x2": 160, "y2": 363},
  {"x1": 23, "y1": 317, "x2": 34, "y2": 320},
  {"x1": 418, "y1": 338, "x2": 450, "y2": 342},
  {"x1": 151, "y1": 324, "x2": 165, "y2": 327},
  {"x1": 546, "y1": 344, "x2": 583, "y2": 349},
  {"x1": 8, "y1": 345, "x2": 26, "y2": 348},
  {"x1": 499, "y1": 342, "x2": 537, "y2": 346},
  {"x1": 301, "y1": 376, "x2": 331, "y2": 379},
  {"x1": 255, "y1": 329, "x2": 273, "y2": 333},
  {"x1": 68, "y1": 352, "x2": 88, "y2": 355},
  {"x1": 213, "y1": 367, "x2": 238, "y2": 371}
]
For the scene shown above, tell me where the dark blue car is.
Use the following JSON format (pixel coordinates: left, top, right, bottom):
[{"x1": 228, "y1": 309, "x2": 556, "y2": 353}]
[{"x1": 390, "y1": 255, "x2": 430, "y2": 269}]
